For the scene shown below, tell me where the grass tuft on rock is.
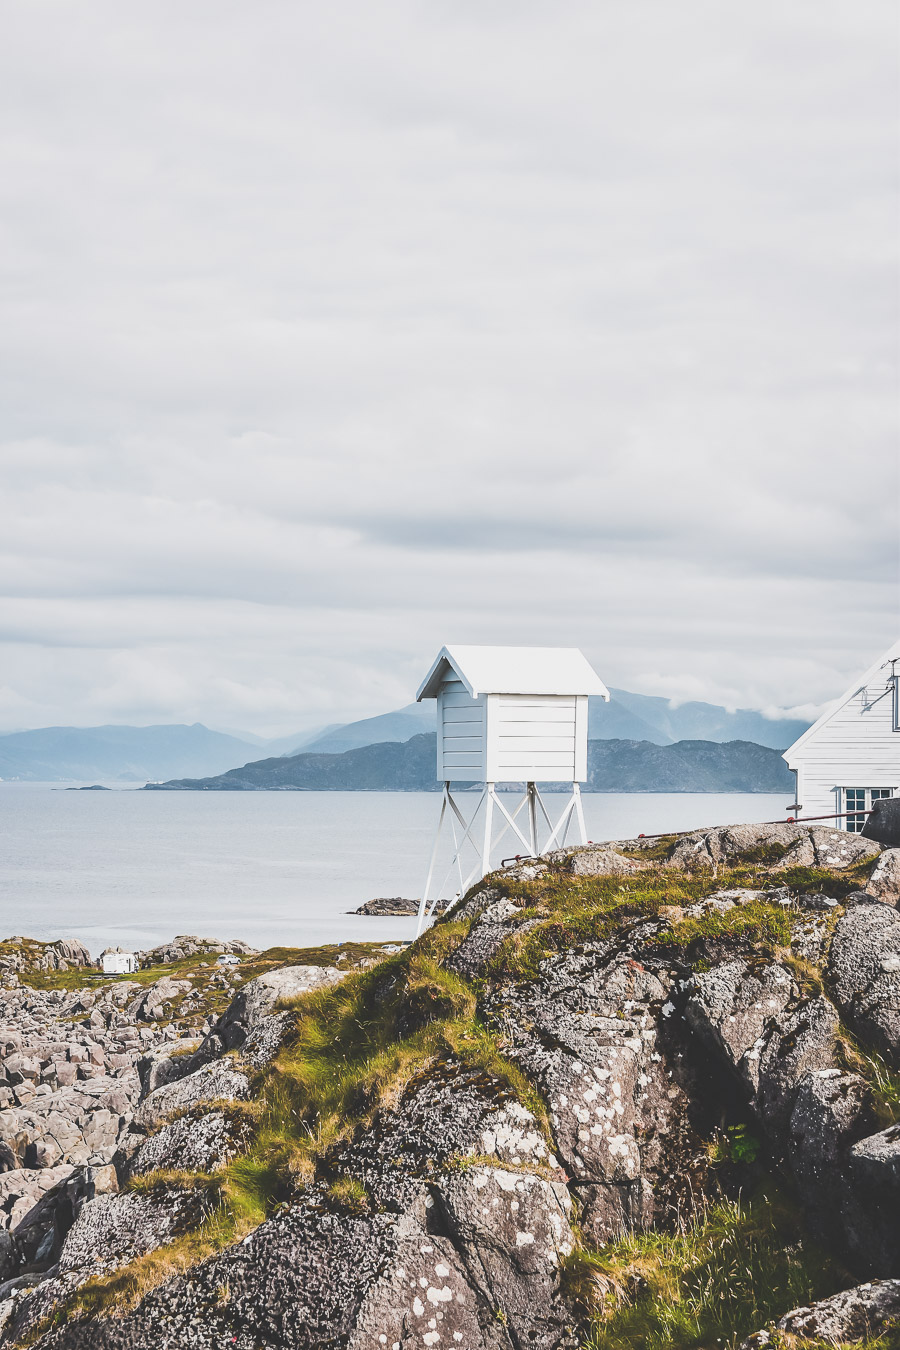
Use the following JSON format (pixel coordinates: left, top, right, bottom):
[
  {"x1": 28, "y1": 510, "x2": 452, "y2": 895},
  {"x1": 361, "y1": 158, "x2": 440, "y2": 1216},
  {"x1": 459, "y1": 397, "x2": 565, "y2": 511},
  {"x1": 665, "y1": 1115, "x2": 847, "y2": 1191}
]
[
  {"x1": 564, "y1": 1191, "x2": 845, "y2": 1350},
  {"x1": 55, "y1": 921, "x2": 550, "y2": 1326}
]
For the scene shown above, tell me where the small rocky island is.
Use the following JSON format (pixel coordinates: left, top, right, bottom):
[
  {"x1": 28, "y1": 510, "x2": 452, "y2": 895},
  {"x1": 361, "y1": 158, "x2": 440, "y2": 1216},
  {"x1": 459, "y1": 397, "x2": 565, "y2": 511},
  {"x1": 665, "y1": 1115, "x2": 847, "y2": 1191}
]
[
  {"x1": 0, "y1": 822, "x2": 898, "y2": 1347},
  {"x1": 354, "y1": 897, "x2": 448, "y2": 916}
]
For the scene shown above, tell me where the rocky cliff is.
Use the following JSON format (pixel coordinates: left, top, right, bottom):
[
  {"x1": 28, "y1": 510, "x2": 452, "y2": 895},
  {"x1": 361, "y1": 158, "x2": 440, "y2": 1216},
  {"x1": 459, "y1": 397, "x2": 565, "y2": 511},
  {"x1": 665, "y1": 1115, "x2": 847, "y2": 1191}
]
[{"x1": 1, "y1": 824, "x2": 899, "y2": 1348}]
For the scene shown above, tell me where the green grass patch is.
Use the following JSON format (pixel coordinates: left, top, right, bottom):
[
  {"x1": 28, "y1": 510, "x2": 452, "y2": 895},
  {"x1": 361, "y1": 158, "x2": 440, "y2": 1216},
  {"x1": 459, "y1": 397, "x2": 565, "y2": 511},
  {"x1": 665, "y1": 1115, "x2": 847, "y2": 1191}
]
[
  {"x1": 768, "y1": 862, "x2": 874, "y2": 898},
  {"x1": 837, "y1": 1030, "x2": 900, "y2": 1128},
  {"x1": 482, "y1": 865, "x2": 808, "y2": 980},
  {"x1": 649, "y1": 899, "x2": 794, "y2": 955},
  {"x1": 565, "y1": 1191, "x2": 846, "y2": 1350},
  {"x1": 617, "y1": 835, "x2": 679, "y2": 862},
  {"x1": 327, "y1": 1176, "x2": 370, "y2": 1213}
]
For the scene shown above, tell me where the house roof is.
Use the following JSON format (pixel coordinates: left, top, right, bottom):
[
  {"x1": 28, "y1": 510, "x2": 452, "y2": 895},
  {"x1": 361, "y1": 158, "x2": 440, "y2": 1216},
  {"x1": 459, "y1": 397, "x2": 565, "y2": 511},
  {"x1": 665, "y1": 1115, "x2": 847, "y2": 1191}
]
[
  {"x1": 416, "y1": 645, "x2": 610, "y2": 701},
  {"x1": 783, "y1": 636, "x2": 900, "y2": 762}
]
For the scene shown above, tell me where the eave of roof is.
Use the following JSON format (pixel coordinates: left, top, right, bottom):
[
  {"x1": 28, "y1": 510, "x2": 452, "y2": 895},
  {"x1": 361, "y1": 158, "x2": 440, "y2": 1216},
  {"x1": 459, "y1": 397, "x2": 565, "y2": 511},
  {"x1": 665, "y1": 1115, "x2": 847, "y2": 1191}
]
[
  {"x1": 416, "y1": 644, "x2": 610, "y2": 701},
  {"x1": 782, "y1": 636, "x2": 900, "y2": 763}
]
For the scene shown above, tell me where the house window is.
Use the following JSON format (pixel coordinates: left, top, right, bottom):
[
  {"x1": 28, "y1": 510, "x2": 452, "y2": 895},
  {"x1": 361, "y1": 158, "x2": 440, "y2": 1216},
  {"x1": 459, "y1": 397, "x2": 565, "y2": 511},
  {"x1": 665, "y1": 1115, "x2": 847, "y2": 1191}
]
[{"x1": 842, "y1": 787, "x2": 894, "y2": 832}]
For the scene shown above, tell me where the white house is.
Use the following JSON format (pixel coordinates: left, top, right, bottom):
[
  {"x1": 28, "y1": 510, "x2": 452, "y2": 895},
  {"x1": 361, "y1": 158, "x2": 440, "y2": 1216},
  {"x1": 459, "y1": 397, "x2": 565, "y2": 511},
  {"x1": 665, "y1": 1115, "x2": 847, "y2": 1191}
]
[
  {"x1": 100, "y1": 948, "x2": 138, "y2": 975},
  {"x1": 783, "y1": 638, "x2": 900, "y2": 831},
  {"x1": 416, "y1": 644, "x2": 609, "y2": 784},
  {"x1": 414, "y1": 644, "x2": 609, "y2": 932}
]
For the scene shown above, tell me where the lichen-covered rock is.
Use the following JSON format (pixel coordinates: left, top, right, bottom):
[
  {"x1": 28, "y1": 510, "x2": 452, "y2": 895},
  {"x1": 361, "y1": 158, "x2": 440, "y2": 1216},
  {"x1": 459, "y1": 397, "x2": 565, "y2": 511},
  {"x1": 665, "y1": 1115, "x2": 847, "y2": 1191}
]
[
  {"x1": 741, "y1": 1277, "x2": 900, "y2": 1345},
  {"x1": 668, "y1": 822, "x2": 803, "y2": 868},
  {"x1": 866, "y1": 847, "x2": 900, "y2": 906},
  {"x1": 58, "y1": 1189, "x2": 208, "y2": 1276},
  {"x1": 844, "y1": 1123, "x2": 900, "y2": 1275},
  {"x1": 133, "y1": 1061, "x2": 251, "y2": 1131},
  {"x1": 685, "y1": 960, "x2": 797, "y2": 1092},
  {"x1": 808, "y1": 828, "x2": 881, "y2": 869},
  {"x1": 445, "y1": 906, "x2": 538, "y2": 981},
  {"x1": 450, "y1": 886, "x2": 504, "y2": 923},
  {"x1": 667, "y1": 822, "x2": 879, "y2": 872},
  {"x1": 125, "y1": 1110, "x2": 252, "y2": 1180},
  {"x1": 33, "y1": 1200, "x2": 516, "y2": 1350},
  {"x1": 755, "y1": 996, "x2": 839, "y2": 1132},
  {"x1": 485, "y1": 940, "x2": 702, "y2": 1244},
  {"x1": 828, "y1": 900, "x2": 900, "y2": 1065},
  {"x1": 557, "y1": 847, "x2": 644, "y2": 878},
  {"x1": 332, "y1": 1060, "x2": 557, "y2": 1216},
  {"x1": 435, "y1": 1166, "x2": 574, "y2": 1348}
]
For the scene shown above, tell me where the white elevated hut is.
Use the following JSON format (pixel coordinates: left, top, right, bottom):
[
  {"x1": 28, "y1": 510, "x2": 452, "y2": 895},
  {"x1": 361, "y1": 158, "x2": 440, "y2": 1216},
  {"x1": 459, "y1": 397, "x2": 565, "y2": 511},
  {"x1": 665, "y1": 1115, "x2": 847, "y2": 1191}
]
[
  {"x1": 783, "y1": 637, "x2": 900, "y2": 831},
  {"x1": 415, "y1": 645, "x2": 609, "y2": 931}
]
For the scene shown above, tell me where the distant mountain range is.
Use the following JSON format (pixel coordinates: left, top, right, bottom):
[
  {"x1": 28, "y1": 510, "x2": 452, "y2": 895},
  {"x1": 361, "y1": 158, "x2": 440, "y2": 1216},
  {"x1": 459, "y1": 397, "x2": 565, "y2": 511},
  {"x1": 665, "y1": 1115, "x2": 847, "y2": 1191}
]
[
  {"x1": 145, "y1": 733, "x2": 794, "y2": 794},
  {"x1": 298, "y1": 690, "x2": 809, "y2": 756},
  {"x1": 0, "y1": 723, "x2": 261, "y2": 784},
  {"x1": 0, "y1": 691, "x2": 809, "y2": 783}
]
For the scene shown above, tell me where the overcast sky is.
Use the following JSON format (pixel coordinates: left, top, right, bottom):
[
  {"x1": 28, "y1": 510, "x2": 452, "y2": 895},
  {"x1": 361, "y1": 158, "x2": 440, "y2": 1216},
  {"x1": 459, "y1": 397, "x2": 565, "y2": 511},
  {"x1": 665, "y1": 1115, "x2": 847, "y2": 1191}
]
[{"x1": 1, "y1": 1, "x2": 897, "y2": 736}]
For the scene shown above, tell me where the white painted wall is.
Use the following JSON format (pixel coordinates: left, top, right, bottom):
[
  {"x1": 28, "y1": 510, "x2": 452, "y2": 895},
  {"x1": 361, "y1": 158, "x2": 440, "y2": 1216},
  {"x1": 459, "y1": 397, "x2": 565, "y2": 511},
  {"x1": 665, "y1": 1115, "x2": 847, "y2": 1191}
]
[
  {"x1": 486, "y1": 693, "x2": 582, "y2": 781},
  {"x1": 437, "y1": 678, "x2": 486, "y2": 778},
  {"x1": 435, "y1": 679, "x2": 589, "y2": 783},
  {"x1": 101, "y1": 951, "x2": 137, "y2": 974},
  {"x1": 785, "y1": 676, "x2": 900, "y2": 824}
]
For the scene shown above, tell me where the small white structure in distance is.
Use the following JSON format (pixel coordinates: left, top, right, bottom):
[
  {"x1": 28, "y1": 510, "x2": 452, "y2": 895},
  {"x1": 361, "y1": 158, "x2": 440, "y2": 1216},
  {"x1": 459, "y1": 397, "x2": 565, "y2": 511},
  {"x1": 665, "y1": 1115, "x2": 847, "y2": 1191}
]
[
  {"x1": 415, "y1": 644, "x2": 609, "y2": 933},
  {"x1": 783, "y1": 637, "x2": 900, "y2": 830},
  {"x1": 100, "y1": 947, "x2": 138, "y2": 975}
]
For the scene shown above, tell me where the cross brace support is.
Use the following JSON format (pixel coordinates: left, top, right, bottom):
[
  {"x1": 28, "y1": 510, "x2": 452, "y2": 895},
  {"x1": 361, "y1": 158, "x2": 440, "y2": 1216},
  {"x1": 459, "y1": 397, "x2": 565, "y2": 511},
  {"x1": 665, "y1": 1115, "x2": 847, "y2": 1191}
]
[{"x1": 415, "y1": 781, "x2": 587, "y2": 936}]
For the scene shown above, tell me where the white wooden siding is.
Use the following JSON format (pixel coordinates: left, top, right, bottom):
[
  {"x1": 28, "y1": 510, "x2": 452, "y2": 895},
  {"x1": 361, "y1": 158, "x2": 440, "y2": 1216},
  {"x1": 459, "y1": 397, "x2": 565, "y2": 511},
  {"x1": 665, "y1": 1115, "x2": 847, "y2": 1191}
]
[
  {"x1": 485, "y1": 693, "x2": 581, "y2": 782},
  {"x1": 433, "y1": 676, "x2": 593, "y2": 784},
  {"x1": 786, "y1": 682, "x2": 900, "y2": 819},
  {"x1": 437, "y1": 678, "x2": 486, "y2": 778}
]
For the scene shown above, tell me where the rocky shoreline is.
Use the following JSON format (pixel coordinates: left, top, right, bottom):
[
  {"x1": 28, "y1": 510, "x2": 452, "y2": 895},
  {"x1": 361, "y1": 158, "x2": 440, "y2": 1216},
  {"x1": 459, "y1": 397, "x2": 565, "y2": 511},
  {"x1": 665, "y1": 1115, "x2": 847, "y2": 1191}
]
[{"x1": 0, "y1": 822, "x2": 897, "y2": 1347}]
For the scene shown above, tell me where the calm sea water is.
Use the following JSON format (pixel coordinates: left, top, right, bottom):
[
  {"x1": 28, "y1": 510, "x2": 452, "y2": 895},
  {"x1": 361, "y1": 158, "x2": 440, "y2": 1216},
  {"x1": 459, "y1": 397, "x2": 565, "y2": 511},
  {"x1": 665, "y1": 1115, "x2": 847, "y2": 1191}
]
[{"x1": 0, "y1": 786, "x2": 792, "y2": 955}]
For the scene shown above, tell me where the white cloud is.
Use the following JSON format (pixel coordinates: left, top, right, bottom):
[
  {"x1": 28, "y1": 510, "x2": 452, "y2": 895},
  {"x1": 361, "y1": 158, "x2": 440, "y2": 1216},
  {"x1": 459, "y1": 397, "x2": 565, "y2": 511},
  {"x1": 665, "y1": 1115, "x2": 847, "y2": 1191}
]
[{"x1": 0, "y1": 0, "x2": 896, "y2": 734}]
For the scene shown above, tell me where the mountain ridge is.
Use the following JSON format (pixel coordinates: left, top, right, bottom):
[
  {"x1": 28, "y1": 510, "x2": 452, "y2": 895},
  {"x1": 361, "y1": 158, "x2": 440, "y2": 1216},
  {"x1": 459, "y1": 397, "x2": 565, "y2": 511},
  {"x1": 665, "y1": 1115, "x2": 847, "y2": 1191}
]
[
  {"x1": 0, "y1": 691, "x2": 810, "y2": 782},
  {"x1": 144, "y1": 732, "x2": 795, "y2": 794}
]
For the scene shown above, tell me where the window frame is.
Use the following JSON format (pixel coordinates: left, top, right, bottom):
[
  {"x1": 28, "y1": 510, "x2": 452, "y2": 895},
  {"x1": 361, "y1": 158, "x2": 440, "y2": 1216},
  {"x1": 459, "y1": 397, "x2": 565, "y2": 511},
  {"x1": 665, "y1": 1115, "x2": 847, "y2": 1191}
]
[{"x1": 841, "y1": 786, "x2": 895, "y2": 832}]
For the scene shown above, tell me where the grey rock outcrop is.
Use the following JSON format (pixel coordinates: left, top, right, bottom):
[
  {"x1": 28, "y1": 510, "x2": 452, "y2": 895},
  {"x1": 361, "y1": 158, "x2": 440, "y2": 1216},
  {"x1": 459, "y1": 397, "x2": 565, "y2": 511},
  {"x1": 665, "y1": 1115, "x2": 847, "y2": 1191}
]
[
  {"x1": 125, "y1": 1110, "x2": 251, "y2": 1180},
  {"x1": 485, "y1": 941, "x2": 696, "y2": 1245},
  {"x1": 665, "y1": 821, "x2": 881, "y2": 871},
  {"x1": 133, "y1": 1060, "x2": 251, "y2": 1131},
  {"x1": 354, "y1": 897, "x2": 448, "y2": 916},
  {"x1": 216, "y1": 965, "x2": 343, "y2": 1051},
  {"x1": 141, "y1": 937, "x2": 257, "y2": 966},
  {"x1": 553, "y1": 847, "x2": 644, "y2": 878},
  {"x1": 866, "y1": 847, "x2": 900, "y2": 906},
  {"x1": 0, "y1": 941, "x2": 93, "y2": 979},
  {"x1": 31, "y1": 1200, "x2": 527, "y2": 1350},
  {"x1": 445, "y1": 900, "x2": 536, "y2": 981},
  {"x1": 58, "y1": 1189, "x2": 208, "y2": 1276},
  {"x1": 828, "y1": 900, "x2": 900, "y2": 1064},
  {"x1": 5, "y1": 832, "x2": 900, "y2": 1348},
  {"x1": 741, "y1": 1278, "x2": 900, "y2": 1346}
]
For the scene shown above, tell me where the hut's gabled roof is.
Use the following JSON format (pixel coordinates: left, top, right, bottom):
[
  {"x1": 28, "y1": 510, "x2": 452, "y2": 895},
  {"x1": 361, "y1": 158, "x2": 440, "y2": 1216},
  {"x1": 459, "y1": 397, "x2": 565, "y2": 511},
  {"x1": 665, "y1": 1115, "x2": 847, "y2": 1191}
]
[
  {"x1": 783, "y1": 635, "x2": 900, "y2": 763},
  {"x1": 417, "y1": 645, "x2": 609, "y2": 701}
]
